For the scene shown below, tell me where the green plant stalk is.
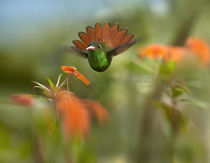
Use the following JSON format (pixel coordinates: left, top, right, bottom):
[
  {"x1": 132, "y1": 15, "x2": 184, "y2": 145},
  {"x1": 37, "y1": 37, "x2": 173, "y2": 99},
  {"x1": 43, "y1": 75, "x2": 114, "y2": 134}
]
[{"x1": 136, "y1": 75, "x2": 167, "y2": 163}]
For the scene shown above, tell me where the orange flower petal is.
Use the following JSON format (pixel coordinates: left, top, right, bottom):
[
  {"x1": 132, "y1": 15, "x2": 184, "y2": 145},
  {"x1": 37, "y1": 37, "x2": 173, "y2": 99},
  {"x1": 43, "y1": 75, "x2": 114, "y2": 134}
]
[
  {"x1": 83, "y1": 99, "x2": 108, "y2": 124},
  {"x1": 139, "y1": 44, "x2": 187, "y2": 62},
  {"x1": 56, "y1": 93, "x2": 90, "y2": 138},
  {"x1": 167, "y1": 46, "x2": 185, "y2": 62},
  {"x1": 92, "y1": 102, "x2": 107, "y2": 123},
  {"x1": 11, "y1": 94, "x2": 35, "y2": 106},
  {"x1": 76, "y1": 72, "x2": 90, "y2": 85},
  {"x1": 61, "y1": 65, "x2": 90, "y2": 85},
  {"x1": 63, "y1": 104, "x2": 89, "y2": 137},
  {"x1": 55, "y1": 91, "x2": 108, "y2": 138},
  {"x1": 139, "y1": 44, "x2": 167, "y2": 59},
  {"x1": 61, "y1": 66, "x2": 77, "y2": 73},
  {"x1": 186, "y1": 37, "x2": 210, "y2": 66}
]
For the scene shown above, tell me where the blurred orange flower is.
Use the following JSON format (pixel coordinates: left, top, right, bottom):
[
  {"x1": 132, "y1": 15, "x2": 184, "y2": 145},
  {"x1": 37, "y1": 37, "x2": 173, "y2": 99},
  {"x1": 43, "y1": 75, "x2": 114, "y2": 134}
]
[
  {"x1": 11, "y1": 94, "x2": 35, "y2": 106},
  {"x1": 139, "y1": 44, "x2": 185, "y2": 61},
  {"x1": 139, "y1": 38, "x2": 210, "y2": 66},
  {"x1": 83, "y1": 100, "x2": 108, "y2": 124},
  {"x1": 166, "y1": 46, "x2": 185, "y2": 61},
  {"x1": 56, "y1": 92, "x2": 89, "y2": 137},
  {"x1": 61, "y1": 66, "x2": 90, "y2": 85},
  {"x1": 186, "y1": 37, "x2": 210, "y2": 65},
  {"x1": 139, "y1": 44, "x2": 167, "y2": 60},
  {"x1": 55, "y1": 91, "x2": 107, "y2": 138}
]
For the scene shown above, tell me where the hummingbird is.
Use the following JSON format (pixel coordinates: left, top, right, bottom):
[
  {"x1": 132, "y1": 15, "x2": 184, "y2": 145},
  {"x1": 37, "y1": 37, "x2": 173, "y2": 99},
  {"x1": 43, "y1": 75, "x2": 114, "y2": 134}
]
[{"x1": 70, "y1": 22, "x2": 136, "y2": 72}]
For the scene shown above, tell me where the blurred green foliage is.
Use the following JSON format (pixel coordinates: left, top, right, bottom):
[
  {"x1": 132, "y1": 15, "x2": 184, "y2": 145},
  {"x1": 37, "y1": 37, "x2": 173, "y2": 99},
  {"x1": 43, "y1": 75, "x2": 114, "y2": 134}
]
[{"x1": 1, "y1": 0, "x2": 210, "y2": 162}]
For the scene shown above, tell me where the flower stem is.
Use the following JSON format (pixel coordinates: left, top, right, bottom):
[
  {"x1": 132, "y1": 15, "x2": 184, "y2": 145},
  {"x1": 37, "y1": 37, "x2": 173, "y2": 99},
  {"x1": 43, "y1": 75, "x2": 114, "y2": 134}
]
[{"x1": 59, "y1": 74, "x2": 73, "y2": 89}]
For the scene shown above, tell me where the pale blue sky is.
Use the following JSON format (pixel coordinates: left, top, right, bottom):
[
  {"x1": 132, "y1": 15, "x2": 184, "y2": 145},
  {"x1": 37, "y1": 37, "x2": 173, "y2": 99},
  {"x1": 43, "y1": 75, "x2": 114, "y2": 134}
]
[{"x1": 0, "y1": 0, "x2": 167, "y2": 44}]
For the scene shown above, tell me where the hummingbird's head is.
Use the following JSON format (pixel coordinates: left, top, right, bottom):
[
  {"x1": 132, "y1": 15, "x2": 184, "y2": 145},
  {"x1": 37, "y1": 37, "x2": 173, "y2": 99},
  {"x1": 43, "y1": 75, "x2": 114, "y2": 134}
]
[
  {"x1": 86, "y1": 41, "x2": 110, "y2": 72},
  {"x1": 86, "y1": 42, "x2": 102, "y2": 52}
]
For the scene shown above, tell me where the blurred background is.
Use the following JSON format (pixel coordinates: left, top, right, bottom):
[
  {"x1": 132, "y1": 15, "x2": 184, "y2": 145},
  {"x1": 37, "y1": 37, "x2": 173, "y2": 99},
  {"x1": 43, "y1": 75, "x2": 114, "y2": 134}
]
[{"x1": 1, "y1": 0, "x2": 210, "y2": 162}]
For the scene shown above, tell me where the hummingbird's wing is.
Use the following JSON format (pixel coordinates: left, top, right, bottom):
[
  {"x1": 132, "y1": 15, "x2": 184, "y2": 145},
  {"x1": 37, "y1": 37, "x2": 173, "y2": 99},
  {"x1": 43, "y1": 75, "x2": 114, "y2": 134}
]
[
  {"x1": 65, "y1": 46, "x2": 88, "y2": 58},
  {"x1": 106, "y1": 39, "x2": 136, "y2": 56}
]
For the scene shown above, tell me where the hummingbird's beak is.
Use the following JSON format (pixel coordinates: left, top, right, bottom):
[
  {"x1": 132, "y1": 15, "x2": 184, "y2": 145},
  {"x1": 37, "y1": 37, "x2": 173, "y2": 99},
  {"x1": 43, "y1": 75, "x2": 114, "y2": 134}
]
[{"x1": 86, "y1": 46, "x2": 96, "y2": 51}]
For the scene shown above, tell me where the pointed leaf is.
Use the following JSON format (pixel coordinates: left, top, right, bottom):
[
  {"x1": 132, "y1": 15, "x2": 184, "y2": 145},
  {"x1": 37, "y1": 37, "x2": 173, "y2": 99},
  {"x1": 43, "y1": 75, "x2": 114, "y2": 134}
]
[
  {"x1": 32, "y1": 81, "x2": 50, "y2": 92},
  {"x1": 56, "y1": 73, "x2": 62, "y2": 87},
  {"x1": 47, "y1": 77, "x2": 55, "y2": 89}
]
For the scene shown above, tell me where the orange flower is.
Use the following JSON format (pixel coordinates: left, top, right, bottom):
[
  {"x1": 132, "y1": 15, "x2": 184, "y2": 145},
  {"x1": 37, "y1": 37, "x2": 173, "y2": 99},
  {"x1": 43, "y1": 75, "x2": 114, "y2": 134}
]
[
  {"x1": 138, "y1": 38, "x2": 210, "y2": 66},
  {"x1": 55, "y1": 91, "x2": 107, "y2": 138},
  {"x1": 61, "y1": 66, "x2": 90, "y2": 85},
  {"x1": 139, "y1": 44, "x2": 167, "y2": 59},
  {"x1": 11, "y1": 94, "x2": 35, "y2": 106},
  {"x1": 139, "y1": 44, "x2": 185, "y2": 62},
  {"x1": 186, "y1": 37, "x2": 210, "y2": 65},
  {"x1": 61, "y1": 65, "x2": 77, "y2": 73},
  {"x1": 56, "y1": 92, "x2": 90, "y2": 137},
  {"x1": 166, "y1": 46, "x2": 185, "y2": 62},
  {"x1": 83, "y1": 100, "x2": 108, "y2": 124}
]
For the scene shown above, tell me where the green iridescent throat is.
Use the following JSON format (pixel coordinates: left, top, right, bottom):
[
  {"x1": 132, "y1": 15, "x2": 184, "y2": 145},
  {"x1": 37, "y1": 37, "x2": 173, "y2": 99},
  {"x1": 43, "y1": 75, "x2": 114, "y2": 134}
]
[{"x1": 87, "y1": 49, "x2": 112, "y2": 72}]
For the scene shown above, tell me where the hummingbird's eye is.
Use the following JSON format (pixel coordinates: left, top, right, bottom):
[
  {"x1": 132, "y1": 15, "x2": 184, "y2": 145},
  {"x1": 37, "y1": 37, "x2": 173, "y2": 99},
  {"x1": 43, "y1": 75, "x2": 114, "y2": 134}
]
[{"x1": 97, "y1": 45, "x2": 101, "y2": 49}]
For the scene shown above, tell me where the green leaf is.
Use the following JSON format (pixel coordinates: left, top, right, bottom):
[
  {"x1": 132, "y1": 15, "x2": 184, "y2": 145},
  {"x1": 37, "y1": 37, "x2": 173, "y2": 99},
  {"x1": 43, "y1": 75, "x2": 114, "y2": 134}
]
[
  {"x1": 160, "y1": 60, "x2": 176, "y2": 76},
  {"x1": 171, "y1": 84, "x2": 190, "y2": 98},
  {"x1": 172, "y1": 88, "x2": 184, "y2": 98},
  {"x1": 46, "y1": 77, "x2": 55, "y2": 89},
  {"x1": 154, "y1": 101, "x2": 186, "y2": 131},
  {"x1": 180, "y1": 97, "x2": 209, "y2": 110}
]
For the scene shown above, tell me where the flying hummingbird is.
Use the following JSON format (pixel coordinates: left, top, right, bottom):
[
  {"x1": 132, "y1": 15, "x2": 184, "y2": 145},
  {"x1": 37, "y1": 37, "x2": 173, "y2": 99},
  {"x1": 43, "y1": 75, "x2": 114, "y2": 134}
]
[{"x1": 70, "y1": 22, "x2": 136, "y2": 72}]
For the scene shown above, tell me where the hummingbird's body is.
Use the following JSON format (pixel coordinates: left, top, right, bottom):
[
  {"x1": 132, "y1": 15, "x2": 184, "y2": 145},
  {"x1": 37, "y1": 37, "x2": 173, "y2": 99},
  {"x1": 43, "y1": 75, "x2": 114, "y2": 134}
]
[
  {"x1": 70, "y1": 22, "x2": 136, "y2": 72},
  {"x1": 88, "y1": 48, "x2": 111, "y2": 72}
]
